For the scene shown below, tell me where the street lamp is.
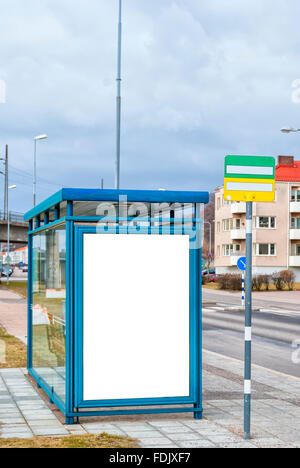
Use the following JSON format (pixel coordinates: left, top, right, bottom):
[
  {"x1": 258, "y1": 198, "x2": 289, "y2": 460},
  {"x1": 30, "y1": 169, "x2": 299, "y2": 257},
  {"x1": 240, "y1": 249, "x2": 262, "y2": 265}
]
[
  {"x1": 115, "y1": 0, "x2": 122, "y2": 190},
  {"x1": 33, "y1": 134, "x2": 48, "y2": 206},
  {"x1": 6, "y1": 185, "x2": 16, "y2": 285},
  {"x1": 281, "y1": 127, "x2": 300, "y2": 134}
]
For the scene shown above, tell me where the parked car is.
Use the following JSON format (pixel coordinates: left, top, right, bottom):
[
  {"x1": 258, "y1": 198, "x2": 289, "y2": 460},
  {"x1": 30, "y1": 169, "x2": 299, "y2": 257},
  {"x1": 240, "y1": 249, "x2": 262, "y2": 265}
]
[
  {"x1": 21, "y1": 265, "x2": 28, "y2": 273},
  {"x1": 208, "y1": 273, "x2": 219, "y2": 283},
  {"x1": 202, "y1": 268, "x2": 215, "y2": 276}
]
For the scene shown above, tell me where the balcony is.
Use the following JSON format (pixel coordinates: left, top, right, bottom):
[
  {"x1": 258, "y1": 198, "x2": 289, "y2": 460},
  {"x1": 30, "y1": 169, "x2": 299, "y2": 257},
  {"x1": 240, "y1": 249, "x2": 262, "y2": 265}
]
[
  {"x1": 290, "y1": 229, "x2": 300, "y2": 240},
  {"x1": 290, "y1": 202, "x2": 300, "y2": 213},
  {"x1": 231, "y1": 202, "x2": 246, "y2": 214},
  {"x1": 230, "y1": 229, "x2": 246, "y2": 240},
  {"x1": 289, "y1": 256, "x2": 300, "y2": 267}
]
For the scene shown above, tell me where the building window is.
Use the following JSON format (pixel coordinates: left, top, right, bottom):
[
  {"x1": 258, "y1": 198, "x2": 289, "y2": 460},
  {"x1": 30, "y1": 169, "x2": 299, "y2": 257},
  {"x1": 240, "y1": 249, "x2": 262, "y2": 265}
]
[
  {"x1": 217, "y1": 198, "x2": 221, "y2": 209},
  {"x1": 255, "y1": 244, "x2": 276, "y2": 256},
  {"x1": 291, "y1": 217, "x2": 300, "y2": 229},
  {"x1": 291, "y1": 244, "x2": 300, "y2": 256},
  {"x1": 223, "y1": 218, "x2": 242, "y2": 231},
  {"x1": 217, "y1": 222, "x2": 221, "y2": 233},
  {"x1": 223, "y1": 244, "x2": 241, "y2": 256},
  {"x1": 217, "y1": 246, "x2": 220, "y2": 257},
  {"x1": 223, "y1": 219, "x2": 230, "y2": 231},
  {"x1": 255, "y1": 217, "x2": 276, "y2": 229},
  {"x1": 291, "y1": 190, "x2": 300, "y2": 202}
]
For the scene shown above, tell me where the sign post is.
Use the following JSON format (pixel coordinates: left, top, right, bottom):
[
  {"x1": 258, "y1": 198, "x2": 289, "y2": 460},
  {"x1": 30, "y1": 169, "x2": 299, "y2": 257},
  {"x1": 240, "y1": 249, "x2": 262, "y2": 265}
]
[
  {"x1": 244, "y1": 202, "x2": 253, "y2": 440},
  {"x1": 224, "y1": 155, "x2": 275, "y2": 440},
  {"x1": 237, "y1": 257, "x2": 246, "y2": 308}
]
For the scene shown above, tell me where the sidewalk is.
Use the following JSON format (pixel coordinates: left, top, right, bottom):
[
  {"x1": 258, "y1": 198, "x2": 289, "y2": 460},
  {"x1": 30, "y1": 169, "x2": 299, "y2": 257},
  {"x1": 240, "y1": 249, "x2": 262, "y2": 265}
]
[
  {"x1": 1, "y1": 350, "x2": 300, "y2": 447},
  {"x1": 0, "y1": 288, "x2": 27, "y2": 343}
]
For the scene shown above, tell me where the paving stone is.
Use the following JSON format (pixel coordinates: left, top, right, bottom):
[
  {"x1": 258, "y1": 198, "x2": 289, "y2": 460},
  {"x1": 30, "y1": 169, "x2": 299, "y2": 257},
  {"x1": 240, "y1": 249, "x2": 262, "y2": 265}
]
[
  {"x1": 177, "y1": 440, "x2": 215, "y2": 448},
  {"x1": 0, "y1": 418, "x2": 25, "y2": 424},
  {"x1": 85, "y1": 427, "x2": 126, "y2": 435},
  {"x1": 124, "y1": 431, "x2": 165, "y2": 438},
  {"x1": 82, "y1": 423, "x2": 118, "y2": 431},
  {"x1": 207, "y1": 434, "x2": 243, "y2": 444},
  {"x1": 171, "y1": 433, "x2": 203, "y2": 441},
  {"x1": 0, "y1": 433, "x2": 33, "y2": 439},
  {"x1": 29, "y1": 420, "x2": 64, "y2": 428},
  {"x1": 32, "y1": 428, "x2": 69, "y2": 436},
  {"x1": 118, "y1": 424, "x2": 154, "y2": 431},
  {"x1": 148, "y1": 420, "x2": 186, "y2": 428},
  {"x1": 138, "y1": 437, "x2": 174, "y2": 446},
  {"x1": 217, "y1": 442, "x2": 257, "y2": 448},
  {"x1": 160, "y1": 426, "x2": 195, "y2": 434}
]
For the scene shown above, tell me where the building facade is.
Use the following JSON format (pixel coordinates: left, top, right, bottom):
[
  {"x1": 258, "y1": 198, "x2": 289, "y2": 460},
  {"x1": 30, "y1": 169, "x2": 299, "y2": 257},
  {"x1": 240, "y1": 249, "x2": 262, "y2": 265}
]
[{"x1": 214, "y1": 156, "x2": 300, "y2": 280}]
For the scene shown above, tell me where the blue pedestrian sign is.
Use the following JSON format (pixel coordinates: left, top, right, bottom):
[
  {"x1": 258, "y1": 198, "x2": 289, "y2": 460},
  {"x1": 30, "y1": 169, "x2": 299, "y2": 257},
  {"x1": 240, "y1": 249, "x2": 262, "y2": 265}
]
[{"x1": 237, "y1": 257, "x2": 246, "y2": 271}]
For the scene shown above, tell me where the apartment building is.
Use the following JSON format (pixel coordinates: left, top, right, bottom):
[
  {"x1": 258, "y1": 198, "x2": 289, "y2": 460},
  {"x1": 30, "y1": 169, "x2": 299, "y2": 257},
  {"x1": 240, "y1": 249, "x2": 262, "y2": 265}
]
[{"x1": 214, "y1": 155, "x2": 300, "y2": 280}]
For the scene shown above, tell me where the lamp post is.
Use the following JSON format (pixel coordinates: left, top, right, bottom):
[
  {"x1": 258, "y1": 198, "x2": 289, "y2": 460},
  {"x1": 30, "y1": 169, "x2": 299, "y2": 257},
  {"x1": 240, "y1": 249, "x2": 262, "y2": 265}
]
[
  {"x1": 33, "y1": 135, "x2": 48, "y2": 207},
  {"x1": 6, "y1": 185, "x2": 16, "y2": 285},
  {"x1": 115, "y1": 0, "x2": 122, "y2": 190}
]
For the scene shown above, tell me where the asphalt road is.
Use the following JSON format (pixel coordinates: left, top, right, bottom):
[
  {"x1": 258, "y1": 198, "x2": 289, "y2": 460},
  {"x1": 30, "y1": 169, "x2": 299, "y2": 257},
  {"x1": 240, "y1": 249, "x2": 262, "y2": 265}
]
[{"x1": 202, "y1": 290, "x2": 300, "y2": 378}]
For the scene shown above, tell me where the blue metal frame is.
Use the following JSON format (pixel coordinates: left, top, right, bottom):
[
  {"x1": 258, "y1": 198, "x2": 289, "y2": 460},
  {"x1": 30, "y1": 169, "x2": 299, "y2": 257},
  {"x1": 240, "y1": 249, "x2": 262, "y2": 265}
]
[
  {"x1": 26, "y1": 189, "x2": 208, "y2": 423},
  {"x1": 73, "y1": 223, "x2": 202, "y2": 418},
  {"x1": 24, "y1": 189, "x2": 209, "y2": 221}
]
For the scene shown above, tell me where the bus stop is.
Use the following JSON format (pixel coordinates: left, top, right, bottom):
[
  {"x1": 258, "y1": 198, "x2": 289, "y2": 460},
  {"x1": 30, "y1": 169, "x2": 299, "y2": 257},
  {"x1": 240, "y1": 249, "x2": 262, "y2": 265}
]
[{"x1": 24, "y1": 188, "x2": 209, "y2": 424}]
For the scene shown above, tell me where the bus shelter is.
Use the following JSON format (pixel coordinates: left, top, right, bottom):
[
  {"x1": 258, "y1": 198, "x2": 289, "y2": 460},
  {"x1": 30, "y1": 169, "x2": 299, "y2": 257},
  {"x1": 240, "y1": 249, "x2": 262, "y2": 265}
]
[{"x1": 24, "y1": 189, "x2": 209, "y2": 424}]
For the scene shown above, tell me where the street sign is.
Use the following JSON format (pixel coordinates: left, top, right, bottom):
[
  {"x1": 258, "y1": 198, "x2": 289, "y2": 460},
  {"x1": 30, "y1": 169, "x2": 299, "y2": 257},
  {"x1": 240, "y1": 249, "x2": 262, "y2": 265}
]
[
  {"x1": 224, "y1": 155, "x2": 275, "y2": 202},
  {"x1": 237, "y1": 257, "x2": 246, "y2": 271}
]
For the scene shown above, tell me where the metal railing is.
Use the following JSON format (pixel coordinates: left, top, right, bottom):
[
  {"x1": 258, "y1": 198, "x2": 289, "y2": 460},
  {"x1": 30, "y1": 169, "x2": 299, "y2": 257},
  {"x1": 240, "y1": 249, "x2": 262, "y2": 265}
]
[{"x1": 0, "y1": 210, "x2": 25, "y2": 223}]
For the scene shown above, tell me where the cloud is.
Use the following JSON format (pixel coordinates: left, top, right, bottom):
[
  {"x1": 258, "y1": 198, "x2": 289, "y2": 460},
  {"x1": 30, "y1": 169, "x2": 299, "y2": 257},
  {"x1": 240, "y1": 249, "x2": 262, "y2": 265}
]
[{"x1": 0, "y1": 0, "x2": 300, "y2": 212}]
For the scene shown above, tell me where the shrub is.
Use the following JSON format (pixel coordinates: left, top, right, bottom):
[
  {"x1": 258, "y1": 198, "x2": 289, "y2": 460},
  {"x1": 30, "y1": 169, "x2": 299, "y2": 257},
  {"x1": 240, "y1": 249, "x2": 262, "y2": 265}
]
[
  {"x1": 279, "y1": 270, "x2": 295, "y2": 291},
  {"x1": 260, "y1": 274, "x2": 271, "y2": 291},
  {"x1": 217, "y1": 274, "x2": 242, "y2": 291},
  {"x1": 202, "y1": 275, "x2": 209, "y2": 285},
  {"x1": 271, "y1": 272, "x2": 285, "y2": 291}
]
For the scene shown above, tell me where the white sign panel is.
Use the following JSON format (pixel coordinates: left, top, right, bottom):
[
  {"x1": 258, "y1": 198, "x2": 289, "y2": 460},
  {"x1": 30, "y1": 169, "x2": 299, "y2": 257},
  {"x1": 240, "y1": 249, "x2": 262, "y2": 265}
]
[{"x1": 83, "y1": 233, "x2": 190, "y2": 401}]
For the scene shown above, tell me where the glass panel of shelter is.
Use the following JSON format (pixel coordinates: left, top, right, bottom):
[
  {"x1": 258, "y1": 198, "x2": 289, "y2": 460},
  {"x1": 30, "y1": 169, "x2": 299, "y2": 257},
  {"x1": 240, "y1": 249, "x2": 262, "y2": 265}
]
[{"x1": 72, "y1": 201, "x2": 195, "y2": 230}]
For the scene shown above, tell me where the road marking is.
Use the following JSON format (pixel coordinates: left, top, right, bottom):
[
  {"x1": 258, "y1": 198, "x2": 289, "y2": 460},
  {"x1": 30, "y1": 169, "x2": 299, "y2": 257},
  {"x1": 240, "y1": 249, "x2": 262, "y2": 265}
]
[{"x1": 203, "y1": 349, "x2": 300, "y2": 382}]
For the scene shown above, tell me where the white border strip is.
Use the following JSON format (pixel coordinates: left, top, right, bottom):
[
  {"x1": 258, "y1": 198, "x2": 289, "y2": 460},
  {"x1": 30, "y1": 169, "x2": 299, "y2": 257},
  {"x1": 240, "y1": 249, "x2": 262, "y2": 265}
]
[
  {"x1": 227, "y1": 165, "x2": 274, "y2": 176},
  {"x1": 226, "y1": 181, "x2": 273, "y2": 192}
]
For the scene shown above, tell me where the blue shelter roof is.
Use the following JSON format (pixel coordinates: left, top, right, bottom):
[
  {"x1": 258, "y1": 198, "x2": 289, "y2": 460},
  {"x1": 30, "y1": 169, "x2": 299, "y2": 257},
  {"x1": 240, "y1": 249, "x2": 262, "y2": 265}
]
[{"x1": 24, "y1": 188, "x2": 210, "y2": 221}]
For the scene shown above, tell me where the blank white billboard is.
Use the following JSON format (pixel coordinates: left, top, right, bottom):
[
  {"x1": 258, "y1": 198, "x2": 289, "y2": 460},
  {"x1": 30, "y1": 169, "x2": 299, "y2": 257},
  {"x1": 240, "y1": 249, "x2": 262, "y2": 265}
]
[{"x1": 83, "y1": 233, "x2": 190, "y2": 401}]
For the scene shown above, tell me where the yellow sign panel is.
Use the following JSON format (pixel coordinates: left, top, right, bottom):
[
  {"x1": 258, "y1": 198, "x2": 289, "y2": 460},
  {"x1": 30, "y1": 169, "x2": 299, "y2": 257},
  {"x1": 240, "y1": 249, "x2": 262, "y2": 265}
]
[
  {"x1": 224, "y1": 155, "x2": 276, "y2": 203},
  {"x1": 224, "y1": 178, "x2": 275, "y2": 202}
]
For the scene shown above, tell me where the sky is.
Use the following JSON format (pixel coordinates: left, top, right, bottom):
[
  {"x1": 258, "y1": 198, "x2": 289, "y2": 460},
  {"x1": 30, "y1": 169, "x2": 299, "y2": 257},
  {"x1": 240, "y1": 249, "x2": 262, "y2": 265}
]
[{"x1": 1, "y1": 0, "x2": 300, "y2": 213}]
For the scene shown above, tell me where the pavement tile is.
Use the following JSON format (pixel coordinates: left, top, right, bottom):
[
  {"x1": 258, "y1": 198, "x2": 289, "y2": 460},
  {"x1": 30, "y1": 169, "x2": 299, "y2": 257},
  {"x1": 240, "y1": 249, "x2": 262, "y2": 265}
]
[
  {"x1": 82, "y1": 423, "x2": 118, "y2": 431},
  {"x1": 148, "y1": 421, "x2": 186, "y2": 428},
  {"x1": 87, "y1": 429, "x2": 126, "y2": 436},
  {"x1": 117, "y1": 424, "x2": 154, "y2": 431},
  {"x1": 171, "y1": 433, "x2": 202, "y2": 441},
  {"x1": 160, "y1": 426, "x2": 195, "y2": 434},
  {"x1": 32, "y1": 428, "x2": 69, "y2": 436},
  {"x1": 0, "y1": 433, "x2": 33, "y2": 439},
  {"x1": 124, "y1": 431, "x2": 165, "y2": 438},
  {"x1": 217, "y1": 442, "x2": 257, "y2": 448},
  {"x1": 0, "y1": 418, "x2": 25, "y2": 424},
  {"x1": 207, "y1": 434, "x2": 243, "y2": 444},
  {"x1": 139, "y1": 437, "x2": 174, "y2": 446},
  {"x1": 177, "y1": 440, "x2": 215, "y2": 448}
]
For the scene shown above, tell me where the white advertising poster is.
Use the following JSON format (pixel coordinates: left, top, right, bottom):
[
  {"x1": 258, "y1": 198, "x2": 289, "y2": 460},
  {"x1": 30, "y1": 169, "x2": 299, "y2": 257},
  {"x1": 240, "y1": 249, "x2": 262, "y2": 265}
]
[{"x1": 83, "y1": 233, "x2": 190, "y2": 401}]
